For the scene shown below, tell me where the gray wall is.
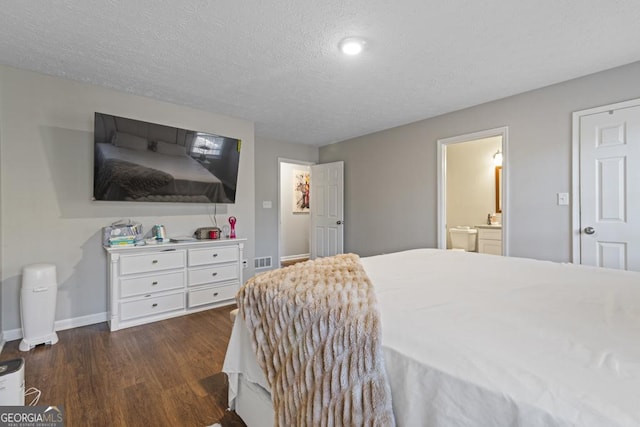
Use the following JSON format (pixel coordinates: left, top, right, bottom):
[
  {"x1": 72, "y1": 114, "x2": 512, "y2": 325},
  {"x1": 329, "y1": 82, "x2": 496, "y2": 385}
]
[
  {"x1": 280, "y1": 162, "x2": 311, "y2": 259},
  {"x1": 0, "y1": 65, "x2": 256, "y2": 333},
  {"x1": 255, "y1": 138, "x2": 318, "y2": 269},
  {"x1": 320, "y1": 61, "x2": 640, "y2": 261}
]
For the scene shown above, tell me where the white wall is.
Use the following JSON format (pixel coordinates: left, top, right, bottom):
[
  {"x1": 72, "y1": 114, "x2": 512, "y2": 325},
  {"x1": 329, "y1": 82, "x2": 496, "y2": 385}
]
[
  {"x1": 254, "y1": 138, "x2": 318, "y2": 270},
  {"x1": 320, "y1": 61, "x2": 640, "y2": 261},
  {"x1": 0, "y1": 66, "x2": 255, "y2": 333},
  {"x1": 446, "y1": 137, "x2": 502, "y2": 248},
  {"x1": 279, "y1": 162, "x2": 311, "y2": 259}
]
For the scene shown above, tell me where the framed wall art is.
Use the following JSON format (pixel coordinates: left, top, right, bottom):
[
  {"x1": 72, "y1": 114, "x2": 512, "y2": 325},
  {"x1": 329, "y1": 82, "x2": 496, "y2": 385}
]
[{"x1": 293, "y1": 169, "x2": 310, "y2": 213}]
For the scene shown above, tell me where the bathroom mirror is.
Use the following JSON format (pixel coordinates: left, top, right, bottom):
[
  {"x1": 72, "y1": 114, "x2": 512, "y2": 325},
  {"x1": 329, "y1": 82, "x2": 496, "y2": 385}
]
[{"x1": 495, "y1": 166, "x2": 502, "y2": 213}]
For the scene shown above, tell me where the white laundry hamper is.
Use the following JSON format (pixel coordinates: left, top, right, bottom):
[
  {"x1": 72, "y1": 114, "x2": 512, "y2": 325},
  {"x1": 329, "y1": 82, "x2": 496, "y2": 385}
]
[{"x1": 19, "y1": 264, "x2": 59, "y2": 352}]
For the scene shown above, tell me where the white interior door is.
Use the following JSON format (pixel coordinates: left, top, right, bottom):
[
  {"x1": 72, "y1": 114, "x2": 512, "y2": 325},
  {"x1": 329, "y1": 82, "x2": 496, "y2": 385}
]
[
  {"x1": 578, "y1": 101, "x2": 640, "y2": 270},
  {"x1": 310, "y1": 161, "x2": 344, "y2": 259}
]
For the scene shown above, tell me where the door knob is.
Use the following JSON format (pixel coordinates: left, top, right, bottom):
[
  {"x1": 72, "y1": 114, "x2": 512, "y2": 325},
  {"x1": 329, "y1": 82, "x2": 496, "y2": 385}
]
[
  {"x1": 584, "y1": 226, "x2": 595, "y2": 235},
  {"x1": 336, "y1": 220, "x2": 343, "y2": 225}
]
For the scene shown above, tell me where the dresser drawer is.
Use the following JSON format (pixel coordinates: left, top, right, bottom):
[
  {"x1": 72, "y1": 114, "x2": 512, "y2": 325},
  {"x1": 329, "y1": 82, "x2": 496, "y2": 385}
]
[
  {"x1": 477, "y1": 228, "x2": 502, "y2": 241},
  {"x1": 188, "y1": 264, "x2": 238, "y2": 286},
  {"x1": 106, "y1": 239, "x2": 244, "y2": 331},
  {"x1": 120, "y1": 271, "x2": 184, "y2": 298},
  {"x1": 120, "y1": 251, "x2": 185, "y2": 275},
  {"x1": 120, "y1": 292, "x2": 184, "y2": 321},
  {"x1": 188, "y1": 246, "x2": 238, "y2": 267},
  {"x1": 188, "y1": 284, "x2": 237, "y2": 308}
]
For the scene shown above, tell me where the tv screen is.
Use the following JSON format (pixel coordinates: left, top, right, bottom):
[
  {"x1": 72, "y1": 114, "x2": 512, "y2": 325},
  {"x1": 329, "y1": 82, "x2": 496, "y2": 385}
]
[{"x1": 93, "y1": 112, "x2": 241, "y2": 203}]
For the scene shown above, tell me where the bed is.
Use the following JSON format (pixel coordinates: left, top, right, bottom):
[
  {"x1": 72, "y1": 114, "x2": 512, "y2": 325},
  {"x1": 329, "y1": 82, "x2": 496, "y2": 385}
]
[
  {"x1": 223, "y1": 249, "x2": 640, "y2": 426},
  {"x1": 94, "y1": 142, "x2": 226, "y2": 202}
]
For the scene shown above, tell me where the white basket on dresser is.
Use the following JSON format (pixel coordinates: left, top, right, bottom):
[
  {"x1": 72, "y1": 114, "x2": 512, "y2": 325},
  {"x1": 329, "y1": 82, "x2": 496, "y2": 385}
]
[{"x1": 104, "y1": 239, "x2": 245, "y2": 331}]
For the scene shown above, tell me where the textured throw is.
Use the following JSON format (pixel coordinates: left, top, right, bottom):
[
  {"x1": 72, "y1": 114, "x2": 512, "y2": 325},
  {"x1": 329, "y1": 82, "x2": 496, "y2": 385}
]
[
  {"x1": 238, "y1": 254, "x2": 395, "y2": 427},
  {"x1": 95, "y1": 158, "x2": 173, "y2": 198}
]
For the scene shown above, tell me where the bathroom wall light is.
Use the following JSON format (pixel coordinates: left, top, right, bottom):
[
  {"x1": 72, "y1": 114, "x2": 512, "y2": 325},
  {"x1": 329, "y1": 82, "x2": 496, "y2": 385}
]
[
  {"x1": 493, "y1": 150, "x2": 503, "y2": 166},
  {"x1": 339, "y1": 37, "x2": 366, "y2": 55}
]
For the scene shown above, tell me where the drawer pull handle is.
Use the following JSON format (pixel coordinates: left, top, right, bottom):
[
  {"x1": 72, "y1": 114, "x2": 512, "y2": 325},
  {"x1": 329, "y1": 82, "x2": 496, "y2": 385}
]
[
  {"x1": 212, "y1": 253, "x2": 218, "y2": 257},
  {"x1": 152, "y1": 281, "x2": 158, "y2": 285},
  {"x1": 213, "y1": 292, "x2": 219, "y2": 297},
  {"x1": 152, "y1": 303, "x2": 158, "y2": 308},
  {"x1": 152, "y1": 260, "x2": 158, "y2": 264},
  {"x1": 212, "y1": 272, "x2": 218, "y2": 276},
  {"x1": 145, "y1": 294, "x2": 151, "y2": 298}
]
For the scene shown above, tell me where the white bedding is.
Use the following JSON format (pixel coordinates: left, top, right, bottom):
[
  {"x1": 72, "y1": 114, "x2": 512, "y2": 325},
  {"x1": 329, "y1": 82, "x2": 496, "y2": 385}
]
[
  {"x1": 95, "y1": 143, "x2": 225, "y2": 202},
  {"x1": 96, "y1": 143, "x2": 220, "y2": 183},
  {"x1": 223, "y1": 249, "x2": 640, "y2": 426}
]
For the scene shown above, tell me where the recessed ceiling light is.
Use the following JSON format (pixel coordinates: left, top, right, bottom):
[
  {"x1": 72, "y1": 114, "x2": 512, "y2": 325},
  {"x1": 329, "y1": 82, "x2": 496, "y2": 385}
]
[{"x1": 339, "y1": 37, "x2": 366, "y2": 55}]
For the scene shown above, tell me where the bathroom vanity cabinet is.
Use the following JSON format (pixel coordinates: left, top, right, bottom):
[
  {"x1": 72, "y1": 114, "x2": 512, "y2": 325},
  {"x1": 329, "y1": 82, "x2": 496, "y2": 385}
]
[{"x1": 476, "y1": 225, "x2": 502, "y2": 255}]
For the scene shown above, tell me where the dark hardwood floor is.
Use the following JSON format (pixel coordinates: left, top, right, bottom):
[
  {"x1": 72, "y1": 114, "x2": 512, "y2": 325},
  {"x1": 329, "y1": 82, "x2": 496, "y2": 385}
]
[
  {"x1": 280, "y1": 257, "x2": 309, "y2": 268},
  {"x1": 1, "y1": 306, "x2": 246, "y2": 427}
]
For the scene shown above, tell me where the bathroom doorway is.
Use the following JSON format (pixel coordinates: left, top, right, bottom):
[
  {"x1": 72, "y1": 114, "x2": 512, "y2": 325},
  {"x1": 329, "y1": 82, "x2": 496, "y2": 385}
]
[{"x1": 437, "y1": 127, "x2": 508, "y2": 255}]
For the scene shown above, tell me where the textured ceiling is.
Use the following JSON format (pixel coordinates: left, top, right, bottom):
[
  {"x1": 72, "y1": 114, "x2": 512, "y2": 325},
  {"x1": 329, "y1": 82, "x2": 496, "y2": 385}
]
[{"x1": 1, "y1": 1, "x2": 640, "y2": 146}]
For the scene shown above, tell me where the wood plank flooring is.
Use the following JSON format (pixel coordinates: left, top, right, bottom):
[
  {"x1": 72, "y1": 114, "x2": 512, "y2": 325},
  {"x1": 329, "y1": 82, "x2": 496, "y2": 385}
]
[
  {"x1": 1, "y1": 306, "x2": 246, "y2": 427},
  {"x1": 280, "y1": 257, "x2": 309, "y2": 268}
]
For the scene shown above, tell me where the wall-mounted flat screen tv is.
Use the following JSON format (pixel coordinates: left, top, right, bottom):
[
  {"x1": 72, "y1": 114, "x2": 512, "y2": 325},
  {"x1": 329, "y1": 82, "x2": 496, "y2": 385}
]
[{"x1": 93, "y1": 112, "x2": 241, "y2": 203}]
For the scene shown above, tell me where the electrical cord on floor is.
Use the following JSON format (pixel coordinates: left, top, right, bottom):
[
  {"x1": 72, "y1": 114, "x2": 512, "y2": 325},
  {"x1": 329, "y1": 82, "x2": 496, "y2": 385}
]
[{"x1": 25, "y1": 387, "x2": 41, "y2": 406}]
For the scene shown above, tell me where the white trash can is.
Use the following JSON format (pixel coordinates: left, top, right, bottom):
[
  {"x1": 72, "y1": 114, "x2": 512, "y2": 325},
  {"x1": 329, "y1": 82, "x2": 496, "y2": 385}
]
[
  {"x1": 19, "y1": 264, "x2": 59, "y2": 352},
  {"x1": 0, "y1": 358, "x2": 25, "y2": 405}
]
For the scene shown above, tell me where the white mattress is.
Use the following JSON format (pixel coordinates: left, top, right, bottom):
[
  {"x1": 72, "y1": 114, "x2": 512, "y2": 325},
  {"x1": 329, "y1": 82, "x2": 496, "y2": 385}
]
[
  {"x1": 223, "y1": 249, "x2": 640, "y2": 426},
  {"x1": 95, "y1": 142, "x2": 226, "y2": 201},
  {"x1": 96, "y1": 143, "x2": 220, "y2": 183}
]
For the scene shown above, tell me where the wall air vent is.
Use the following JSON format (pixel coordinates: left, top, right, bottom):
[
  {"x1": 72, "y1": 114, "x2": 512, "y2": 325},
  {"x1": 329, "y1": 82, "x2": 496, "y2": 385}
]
[{"x1": 254, "y1": 256, "x2": 272, "y2": 270}]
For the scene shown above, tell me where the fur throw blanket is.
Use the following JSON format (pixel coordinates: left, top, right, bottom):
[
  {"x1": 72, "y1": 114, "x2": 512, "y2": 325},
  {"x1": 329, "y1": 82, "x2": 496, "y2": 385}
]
[
  {"x1": 96, "y1": 158, "x2": 173, "y2": 198},
  {"x1": 238, "y1": 254, "x2": 395, "y2": 427}
]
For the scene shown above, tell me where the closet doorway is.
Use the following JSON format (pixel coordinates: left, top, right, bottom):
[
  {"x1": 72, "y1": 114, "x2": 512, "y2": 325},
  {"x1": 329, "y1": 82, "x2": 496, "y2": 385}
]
[{"x1": 437, "y1": 127, "x2": 509, "y2": 255}]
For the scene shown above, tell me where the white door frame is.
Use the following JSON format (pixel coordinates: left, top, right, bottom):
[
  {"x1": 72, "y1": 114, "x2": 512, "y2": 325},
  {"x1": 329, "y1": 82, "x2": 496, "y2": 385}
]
[
  {"x1": 277, "y1": 158, "x2": 315, "y2": 266},
  {"x1": 436, "y1": 126, "x2": 509, "y2": 255},
  {"x1": 571, "y1": 97, "x2": 640, "y2": 264}
]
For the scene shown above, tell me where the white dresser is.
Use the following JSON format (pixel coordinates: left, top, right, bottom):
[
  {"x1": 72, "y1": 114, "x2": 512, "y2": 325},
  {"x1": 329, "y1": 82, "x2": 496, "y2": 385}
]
[
  {"x1": 476, "y1": 225, "x2": 502, "y2": 255},
  {"x1": 104, "y1": 239, "x2": 245, "y2": 331}
]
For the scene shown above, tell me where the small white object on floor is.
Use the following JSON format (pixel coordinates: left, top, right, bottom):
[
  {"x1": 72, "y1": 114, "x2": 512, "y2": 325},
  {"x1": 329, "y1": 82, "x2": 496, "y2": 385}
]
[{"x1": 207, "y1": 424, "x2": 221, "y2": 427}]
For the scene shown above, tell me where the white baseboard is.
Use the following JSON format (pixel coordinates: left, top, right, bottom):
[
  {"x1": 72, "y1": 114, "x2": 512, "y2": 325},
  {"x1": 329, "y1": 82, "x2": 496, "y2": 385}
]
[
  {"x1": 280, "y1": 253, "x2": 310, "y2": 262},
  {"x1": 55, "y1": 312, "x2": 107, "y2": 332},
  {"x1": 3, "y1": 328, "x2": 21, "y2": 343},
  {"x1": 2, "y1": 312, "x2": 107, "y2": 343}
]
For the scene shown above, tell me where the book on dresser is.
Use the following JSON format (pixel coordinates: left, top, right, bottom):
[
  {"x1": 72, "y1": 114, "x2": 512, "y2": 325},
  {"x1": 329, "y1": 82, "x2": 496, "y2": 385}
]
[{"x1": 104, "y1": 239, "x2": 245, "y2": 331}]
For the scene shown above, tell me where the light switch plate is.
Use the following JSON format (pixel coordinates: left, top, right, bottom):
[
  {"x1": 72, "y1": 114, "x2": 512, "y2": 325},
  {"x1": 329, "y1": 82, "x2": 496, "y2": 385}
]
[
  {"x1": 262, "y1": 201, "x2": 272, "y2": 209},
  {"x1": 557, "y1": 192, "x2": 569, "y2": 206}
]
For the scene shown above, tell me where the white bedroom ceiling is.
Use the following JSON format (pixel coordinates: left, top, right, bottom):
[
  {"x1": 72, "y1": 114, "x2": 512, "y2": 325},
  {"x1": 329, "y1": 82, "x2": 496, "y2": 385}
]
[{"x1": 1, "y1": 1, "x2": 640, "y2": 146}]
